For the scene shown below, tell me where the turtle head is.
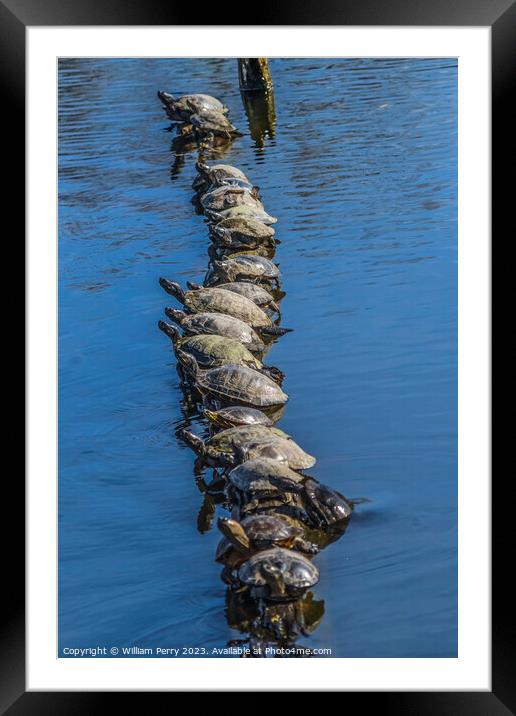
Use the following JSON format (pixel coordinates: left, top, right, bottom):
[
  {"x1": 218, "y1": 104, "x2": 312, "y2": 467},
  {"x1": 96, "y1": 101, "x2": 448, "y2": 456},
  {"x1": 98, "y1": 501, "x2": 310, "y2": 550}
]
[
  {"x1": 175, "y1": 348, "x2": 199, "y2": 378},
  {"x1": 209, "y1": 225, "x2": 231, "y2": 247},
  {"x1": 261, "y1": 563, "x2": 287, "y2": 599},
  {"x1": 158, "y1": 320, "x2": 180, "y2": 343},
  {"x1": 157, "y1": 90, "x2": 175, "y2": 106},
  {"x1": 211, "y1": 259, "x2": 231, "y2": 281},
  {"x1": 164, "y1": 307, "x2": 187, "y2": 325},
  {"x1": 178, "y1": 429, "x2": 205, "y2": 456},
  {"x1": 195, "y1": 159, "x2": 209, "y2": 177},
  {"x1": 217, "y1": 517, "x2": 251, "y2": 555},
  {"x1": 203, "y1": 408, "x2": 227, "y2": 428},
  {"x1": 247, "y1": 340, "x2": 266, "y2": 354},
  {"x1": 159, "y1": 278, "x2": 186, "y2": 304}
]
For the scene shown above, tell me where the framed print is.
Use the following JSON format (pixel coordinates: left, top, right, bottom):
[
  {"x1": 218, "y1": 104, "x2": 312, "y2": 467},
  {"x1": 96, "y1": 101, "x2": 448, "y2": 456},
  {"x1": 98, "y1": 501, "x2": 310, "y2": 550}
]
[{"x1": 4, "y1": 0, "x2": 508, "y2": 708}]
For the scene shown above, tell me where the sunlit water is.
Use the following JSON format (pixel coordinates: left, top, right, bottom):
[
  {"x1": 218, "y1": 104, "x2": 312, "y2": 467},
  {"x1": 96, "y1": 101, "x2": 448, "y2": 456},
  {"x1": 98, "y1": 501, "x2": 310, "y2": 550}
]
[{"x1": 58, "y1": 58, "x2": 457, "y2": 658}]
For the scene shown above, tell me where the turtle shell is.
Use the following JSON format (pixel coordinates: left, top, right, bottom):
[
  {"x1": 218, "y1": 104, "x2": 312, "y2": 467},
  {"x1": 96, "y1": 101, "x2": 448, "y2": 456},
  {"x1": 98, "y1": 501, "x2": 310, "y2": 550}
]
[
  {"x1": 194, "y1": 163, "x2": 249, "y2": 192},
  {"x1": 190, "y1": 110, "x2": 239, "y2": 137},
  {"x1": 173, "y1": 312, "x2": 265, "y2": 350},
  {"x1": 209, "y1": 204, "x2": 277, "y2": 226},
  {"x1": 204, "y1": 406, "x2": 273, "y2": 428},
  {"x1": 228, "y1": 458, "x2": 306, "y2": 494},
  {"x1": 208, "y1": 426, "x2": 289, "y2": 455},
  {"x1": 214, "y1": 178, "x2": 255, "y2": 192},
  {"x1": 241, "y1": 514, "x2": 303, "y2": 549},
  {"x1": 201, "y1": 186, "x2": 264, "y2": 214},
  {"x1": 212, "y1": 282, "x2": 277, "y2": 309},
  {"x1": 215, "y1": 537, "x2": 233, "y2": 563},
  {"x1": 196, "y1": 364, "x2": 288, "y2": 408},
  {"x1": 159, "y1": 93, "x2": 228, "y2": 121},
  {"x1": 219, "y1": 247, "x2": 276, "y2": 260},
  {"x1": 239, "y1": 436, "x2": 314, "y2": 469},
  {"x1": 238, "y1": 547, "x2": 319, "y2": 596},
  {"x1": 175, "y1": 334, "x2": 262, "y2": 370},
  {"x1": 205, "y1": 256, "x2": 280, "y2": 286},
  {"x1": 210, "y1": 216, "x2": 276, "y2": 249},
  {"x1": 184, "y1": 287, "x2": 273, "y2": 328},
  {"x1": 304, "y1": 479, "x2": 353, "y2": 526}
]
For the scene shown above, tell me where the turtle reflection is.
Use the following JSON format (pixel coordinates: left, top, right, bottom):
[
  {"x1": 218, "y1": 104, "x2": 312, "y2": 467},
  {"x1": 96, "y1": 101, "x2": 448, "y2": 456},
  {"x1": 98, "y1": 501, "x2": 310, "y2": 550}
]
[{"x1": 226, "y1": 589, "x2": 324, "y2": 657}]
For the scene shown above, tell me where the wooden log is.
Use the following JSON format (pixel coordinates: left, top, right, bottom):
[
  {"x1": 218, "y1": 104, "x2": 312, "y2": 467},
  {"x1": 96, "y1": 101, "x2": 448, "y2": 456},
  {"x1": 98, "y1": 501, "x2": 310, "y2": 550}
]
[{"x1": 238, "y1": 58, "x2": 273, "y2": 93}]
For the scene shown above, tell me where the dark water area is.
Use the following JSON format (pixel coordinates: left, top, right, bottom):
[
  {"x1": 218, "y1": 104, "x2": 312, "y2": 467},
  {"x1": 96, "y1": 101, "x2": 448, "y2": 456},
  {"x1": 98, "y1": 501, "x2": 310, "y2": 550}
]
[{"x1": 58, "y1": 57, "x2": 457, "y2": 658}]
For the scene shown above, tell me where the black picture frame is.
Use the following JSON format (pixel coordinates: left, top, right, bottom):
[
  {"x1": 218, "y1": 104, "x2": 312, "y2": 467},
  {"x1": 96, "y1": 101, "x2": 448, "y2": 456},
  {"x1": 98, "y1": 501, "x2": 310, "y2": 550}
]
[{"x1": 5, "y1": 0, "x2": 508, "y2": 709}]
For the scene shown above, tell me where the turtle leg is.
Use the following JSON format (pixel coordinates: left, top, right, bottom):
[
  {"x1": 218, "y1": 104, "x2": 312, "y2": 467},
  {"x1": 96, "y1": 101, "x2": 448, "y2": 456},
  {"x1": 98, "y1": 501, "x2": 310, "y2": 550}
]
[
  {"x1": 204, "y1": 469, "x2": 227, "y2": 493},
  {"x1": 258, "y1": 364, "x2": 284, "y2": 385},
  {"x1": 220, "y1": 565, "x2": 240, "y2": 589},
  {"x1": 260, "y1": 325, "x2": 293, "y2": 337},
  {"x1": 239, "y1": 497, "x2": 261, "y2": 516},
  {"x1": 291, "y1": 536, "x2": 318, "y2": 556},
  {"x1": 277, "y1": 504, "x2": 314, "y2": 526}
]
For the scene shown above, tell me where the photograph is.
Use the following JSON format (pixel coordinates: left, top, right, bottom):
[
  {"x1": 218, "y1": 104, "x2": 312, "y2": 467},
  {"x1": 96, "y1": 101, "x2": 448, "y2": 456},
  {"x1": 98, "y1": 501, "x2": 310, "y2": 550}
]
[{"x1": 57, "y1": 56, "x2": 458, "y2": 660}]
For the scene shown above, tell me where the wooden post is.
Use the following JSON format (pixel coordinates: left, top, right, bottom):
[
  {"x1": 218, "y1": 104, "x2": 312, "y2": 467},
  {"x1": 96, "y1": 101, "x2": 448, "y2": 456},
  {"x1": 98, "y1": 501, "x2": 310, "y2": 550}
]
[
  {"x1": 238, "y1": 58, "x2": 275, "y2": 148},
  {"x1": 238, "y1": 58, "x2": 273, "y2": 93}
]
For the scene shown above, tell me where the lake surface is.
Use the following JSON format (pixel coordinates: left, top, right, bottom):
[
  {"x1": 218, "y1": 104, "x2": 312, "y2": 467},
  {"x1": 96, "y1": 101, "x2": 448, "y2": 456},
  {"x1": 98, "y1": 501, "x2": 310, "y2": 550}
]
[{"x1": 58, "y1": 57, "x2": 457, "y2": 658}]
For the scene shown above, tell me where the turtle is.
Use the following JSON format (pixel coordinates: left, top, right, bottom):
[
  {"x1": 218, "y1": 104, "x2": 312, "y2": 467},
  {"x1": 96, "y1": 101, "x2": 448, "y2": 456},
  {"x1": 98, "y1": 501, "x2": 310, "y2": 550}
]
[
  {"x1": 203, "y1": 406, "x2": 273, "y2": 429},
  {"x1": 228, "y1": 457, "x2": 305, "y2": 488},
  {"x1": 164, "y1": 308, "x2": 265, "y2": 352},
  {"x1": 302, "y1": 478, "x2": 354, "y2": 529},
  {"x1": 203, "y1": 256, "x2": 280, "y2": 287},
  {"x1": 157, "y1": 91, "x2": 228, "y2": 121},
  {"x1": 192, "y1": 162, "x2": 249, "y2": 193},
  {"x1": 238, "y1": 547, "x2": 319, "y2": 602},
  {"x1": 189, "y1": 110, "x2": 242, "y2": 140},
  {"x1": 209, "y1": 216, "x2": 277, "y2": 251},
  {"x1": 216, "y1": 514, "x2": 318, "y2": 577},
  {"x1": 181, "y1": 424, "x2": 314, "y2": 471},
  {"x1": 201, "y1": 185, "x2": 264, "y2": 215},
  {"x1": 226, "y1": 458, "x2": 307, "y2": 512},
  {"x1": 234, "y1": 436, "x2": 315, "y2": 470},
  {"x1": 210, "y1": 177, "x2": 256, "y2": 192},
  {"x1": 159, "y1": 280, "x2": 289, "y2": 337},
  {"x1": 158, "y1": 322, "x2": 284, "y2": 384},
  {"x1": 176, "y1": 353, "x2": 288, "y2": 411},
  {"x1": 208, "y1": 244, "x2": 277, "y2": 262},
  {"x1": 187, "y1": 280, "x2": 279, "y2": 314},
  {"x1": 181, "y1": 425, "x2": 292, "y2": 467},
  {"x1": 208, "y1": 204, "x2": 277, "y2": 226}
]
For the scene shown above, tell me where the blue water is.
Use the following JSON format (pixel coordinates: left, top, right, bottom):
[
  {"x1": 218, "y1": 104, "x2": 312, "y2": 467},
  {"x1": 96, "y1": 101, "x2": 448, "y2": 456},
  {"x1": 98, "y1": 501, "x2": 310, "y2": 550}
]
[{"x1": 58, "y1": 57, "x2": 457, "y2": 658}]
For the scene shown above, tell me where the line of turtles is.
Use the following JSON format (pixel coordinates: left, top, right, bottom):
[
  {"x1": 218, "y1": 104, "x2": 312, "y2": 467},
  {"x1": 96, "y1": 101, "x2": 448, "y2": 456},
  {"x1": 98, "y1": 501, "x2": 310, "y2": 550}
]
[{"x1": 157, "y1": 90, "x2": 359, "y2": 657}]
